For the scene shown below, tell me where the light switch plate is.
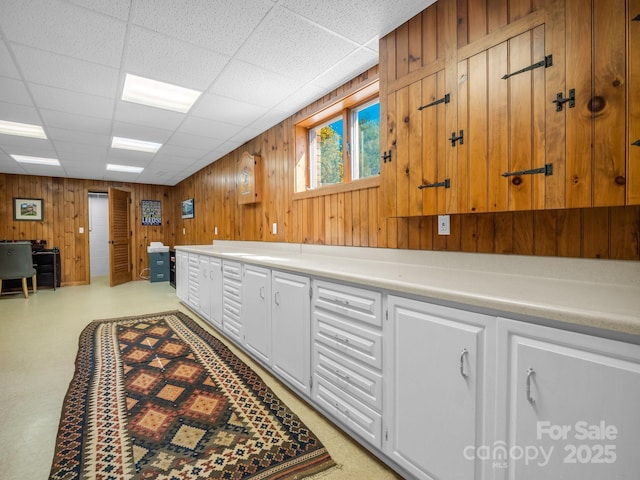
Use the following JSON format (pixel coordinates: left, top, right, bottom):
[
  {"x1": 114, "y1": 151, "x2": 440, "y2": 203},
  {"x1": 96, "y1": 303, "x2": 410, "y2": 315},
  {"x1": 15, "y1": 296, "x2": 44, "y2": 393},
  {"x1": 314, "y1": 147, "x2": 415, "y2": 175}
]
[{"x1": 438, "y1": 215, "x2": 450, "y2": 235}]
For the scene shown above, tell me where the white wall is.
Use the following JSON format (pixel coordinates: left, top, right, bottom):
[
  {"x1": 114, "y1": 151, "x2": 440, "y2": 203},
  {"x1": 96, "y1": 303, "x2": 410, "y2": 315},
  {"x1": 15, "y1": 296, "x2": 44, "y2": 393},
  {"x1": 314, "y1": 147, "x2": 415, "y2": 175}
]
[{"x1": 89, "y1": 193, "x2": 109, "y2": 276}]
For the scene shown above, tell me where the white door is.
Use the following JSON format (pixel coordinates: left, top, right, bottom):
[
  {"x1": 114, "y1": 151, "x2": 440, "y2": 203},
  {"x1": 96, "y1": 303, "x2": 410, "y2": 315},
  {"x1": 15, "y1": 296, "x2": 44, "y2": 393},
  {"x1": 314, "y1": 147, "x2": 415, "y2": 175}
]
[
  {"x1": 209, "y1": 256, "x2": 223, "y2": 330},
  {"x1": 272, "y1": 271, "x2": 310, "y2": 396},
  {"x1": 498, "y1": 318, "x2": 640, "y2": 480},
  {"x1": 385, "y1": 296, "x2": 494, "y2": 480},
  {"x1": 242, "y1": 264, "x2": 271, "y2": 364},
  {"x1": 88, "y1": 193, "x2": 109, "y2": 277}
]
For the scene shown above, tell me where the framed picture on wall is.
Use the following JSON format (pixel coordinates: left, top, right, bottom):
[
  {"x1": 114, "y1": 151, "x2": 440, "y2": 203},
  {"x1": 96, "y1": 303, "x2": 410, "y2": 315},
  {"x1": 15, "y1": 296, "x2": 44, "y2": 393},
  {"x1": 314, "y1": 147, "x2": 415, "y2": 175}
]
[
  {"x1": 181, "y1": 198, "x2": 194, "y2": 219},
  {"x1": 13, "y1": 197, "x2": 44, "y2": 221},
  {"x1": 141, "y1": 199, "x2": 162, "y2": 226}
]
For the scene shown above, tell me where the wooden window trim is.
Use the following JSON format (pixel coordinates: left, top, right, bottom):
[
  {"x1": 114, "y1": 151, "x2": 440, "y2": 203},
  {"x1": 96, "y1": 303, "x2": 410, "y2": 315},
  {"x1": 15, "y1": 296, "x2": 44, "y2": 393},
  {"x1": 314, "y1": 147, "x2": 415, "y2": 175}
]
[{"x1": 293, "y1": 175, "x2": 380, "y2": 201}]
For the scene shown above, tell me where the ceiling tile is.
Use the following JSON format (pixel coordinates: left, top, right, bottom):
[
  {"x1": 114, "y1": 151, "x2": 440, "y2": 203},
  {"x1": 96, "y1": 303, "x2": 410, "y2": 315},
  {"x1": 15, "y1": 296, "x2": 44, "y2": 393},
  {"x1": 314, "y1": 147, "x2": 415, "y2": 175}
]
[
  {"x1": 47, "y1": 127, "x2": 110, "y2": 148},
  {"x1": 12, "y1": 44, "x2": 119, "y2": 98},
  {"x1": 0, "y1": 102, "x2": 42, "y2": 125},
  {"x1": 52, "y1": 140, "x2": 109, "y2": 158},
  {"x1": 190, "y1": 94, "x2": 268, "y2": 126},
  {"x1": 30, "y1": 84, "x2": 115, "y2": 119},
  {"x1": 311, "y1": 46, "x2": 378, "y2": 90},
  {"x1": 178, "y1": 117, "x2": 243, "y2": 141},
  {"x1": 0, "y1": 41, "x2": 20, "y2": 79},
  {"x1": 124, "y1": 26, "x2": 230, "y2": 91},
  {"x1": 236, "y1": 7, "x2": 356, "y2": 83},
  {"x1": 112, "y1": 121, "x2": 174, "y2": 145},
  {"x1": 67, "y1": 0, "x2": 131, "y2": 20},
  {"x1": 133, "y1": 0, "x2": 273, "y2": 54},
  {"x1": 0, "y1": 0, "x2": 127, "y2": 68},
  {"x1": 158, "y1": 143, "x2": 211, "y2": 160},
  {"x1": 114, "y1": 100, "x2": 185, "y2": 131},
  {"x1": 0, "y1": 77, "x2": 33, "y2": 106},
  {"x1": 208, "y1": 60, "x2": 303, "y2": 109},
  {"x1": 167, "y1": 131, "x2": 226, "y2": 152},
  {"x1": 39, "y1": 109, "x2": 112, "y2": 135}
]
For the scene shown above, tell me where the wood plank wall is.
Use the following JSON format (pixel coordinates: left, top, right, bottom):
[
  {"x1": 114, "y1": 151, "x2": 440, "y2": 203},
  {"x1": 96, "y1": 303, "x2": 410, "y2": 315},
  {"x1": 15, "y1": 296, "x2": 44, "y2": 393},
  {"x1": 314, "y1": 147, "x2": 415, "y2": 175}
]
[{"x1": 0, "y1": 174, "x2": 171, "y2": 285}]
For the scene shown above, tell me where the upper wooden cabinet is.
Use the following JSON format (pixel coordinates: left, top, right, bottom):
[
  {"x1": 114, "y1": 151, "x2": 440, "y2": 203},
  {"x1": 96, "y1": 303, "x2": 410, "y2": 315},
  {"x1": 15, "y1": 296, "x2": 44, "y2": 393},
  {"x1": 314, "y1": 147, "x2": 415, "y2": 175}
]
[{"x1": 380, "y1": 0, "x2": 637, "y2": 215}]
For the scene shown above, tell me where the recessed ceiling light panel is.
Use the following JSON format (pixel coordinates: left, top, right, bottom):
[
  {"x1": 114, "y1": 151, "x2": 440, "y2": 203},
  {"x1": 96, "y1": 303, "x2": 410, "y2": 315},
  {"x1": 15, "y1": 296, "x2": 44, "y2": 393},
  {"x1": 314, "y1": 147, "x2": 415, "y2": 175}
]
[
  {"x1": 122, "y1": 74, "x2": 201, "y2": 113},
  {"x1": 11, "y1": 154, "x2": 60, "y2": 166},
  {"x1": 106, "y1": 163, "x2": 144, "y2": 173},
  {"x1": 111, "y1": 136, "x2": 162, "y2": 153},
  {"x1": 0, "y1": 120, "x2": 47, "y2": 139}
]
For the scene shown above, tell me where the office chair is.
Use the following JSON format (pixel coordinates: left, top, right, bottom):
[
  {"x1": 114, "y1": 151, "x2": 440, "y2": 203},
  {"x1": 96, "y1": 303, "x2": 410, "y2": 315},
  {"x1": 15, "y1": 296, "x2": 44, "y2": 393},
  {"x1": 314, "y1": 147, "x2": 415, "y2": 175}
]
[{"x1": 0, "y1": 242, "x2": 37, "y2": 298}]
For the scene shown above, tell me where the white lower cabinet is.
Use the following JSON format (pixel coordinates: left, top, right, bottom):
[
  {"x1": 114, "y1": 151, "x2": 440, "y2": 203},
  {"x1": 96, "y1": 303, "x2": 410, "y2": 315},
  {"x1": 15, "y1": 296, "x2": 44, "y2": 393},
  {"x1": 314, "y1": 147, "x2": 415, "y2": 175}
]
[
  {"x1": 222, "y1": 260, "x2": 242, "y2": 343},
  {"x1": 496, "y1": 318, "x2": 640, "y2": 480},
  {"x1": 205, "y1": 256, "x2": 222, "y2": 329},
  {"x1": 175, "y1": 250, "x2": 188, "y2": 303},
  {"x1": 384, "y1": 295, "x2": 495, "y2": 480},
  {"x1": 312, "y1": 280, "x2": 384, "y2": 449},
  {"x1": 242, "y1": 264, "x2": 271, "y2": 365},
  {"x1": 187, "y1": 253, "x2": 200, "y2": 311},
  {"x1": 271, "y1": 271, "x2": 311, "y2": 396}
]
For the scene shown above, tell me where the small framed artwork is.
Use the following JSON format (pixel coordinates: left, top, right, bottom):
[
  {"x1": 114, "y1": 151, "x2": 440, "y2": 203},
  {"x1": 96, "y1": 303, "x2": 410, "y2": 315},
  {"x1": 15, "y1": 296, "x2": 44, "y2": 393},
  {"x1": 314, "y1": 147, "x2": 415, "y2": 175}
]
[
  {"x1": 141, "y1": 199, "x2": 162, "y2": 226},
  {"x1": 13, "y1": 197, "x2": 44, "y2": 221},
  {"x1": 181, "y1": 198, "x2": 194, "y2": 219}
]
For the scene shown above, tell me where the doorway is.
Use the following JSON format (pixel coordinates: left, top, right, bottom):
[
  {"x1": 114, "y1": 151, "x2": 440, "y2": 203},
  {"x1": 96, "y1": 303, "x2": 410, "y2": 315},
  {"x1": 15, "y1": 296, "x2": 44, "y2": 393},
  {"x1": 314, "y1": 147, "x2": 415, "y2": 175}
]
[{"x1": 88, "y1": 192, "x2": 109, "y2": 277}]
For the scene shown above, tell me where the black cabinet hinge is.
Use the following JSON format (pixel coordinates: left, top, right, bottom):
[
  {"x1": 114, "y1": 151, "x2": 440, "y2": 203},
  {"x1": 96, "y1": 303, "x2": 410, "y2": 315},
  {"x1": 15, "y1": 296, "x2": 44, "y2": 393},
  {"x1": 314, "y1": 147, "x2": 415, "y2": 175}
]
[
  {"x1": 418, "y1": 93, "x2": 450, "y2": 111},
  {"x1": 382, "y1": 150, "x2": 392, "y2": 163},
  {"x1": 502, "y1": 55, "x2": 553, "y2": 80}
]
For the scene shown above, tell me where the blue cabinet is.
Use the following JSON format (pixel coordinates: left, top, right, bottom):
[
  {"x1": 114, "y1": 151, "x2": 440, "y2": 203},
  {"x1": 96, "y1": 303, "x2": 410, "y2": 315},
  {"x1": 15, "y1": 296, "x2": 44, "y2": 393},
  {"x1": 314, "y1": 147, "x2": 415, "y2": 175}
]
[{"x1": 148, "y1": 252, "x2": 169, "y2": 282}]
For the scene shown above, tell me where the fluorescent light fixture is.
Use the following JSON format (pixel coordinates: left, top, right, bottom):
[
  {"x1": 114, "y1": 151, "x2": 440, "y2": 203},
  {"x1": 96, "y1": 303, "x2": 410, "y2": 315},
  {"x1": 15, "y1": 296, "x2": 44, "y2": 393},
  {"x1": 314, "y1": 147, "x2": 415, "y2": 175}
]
[
  {"x1": 111, "y1": 136, "x2": 162, "y2": 153},
  {"x1": 11, "y1": 154, "x2": 60, "y2": 166},
  {"x1": 121, "y1": 74, "x2": 201, "y2": 113},
  {"x1": 106, "y1": 163, "x2": 144, "y2": 173},
  {"x1": 0, "y1": 120, "x2": 47, "y2": 139}
]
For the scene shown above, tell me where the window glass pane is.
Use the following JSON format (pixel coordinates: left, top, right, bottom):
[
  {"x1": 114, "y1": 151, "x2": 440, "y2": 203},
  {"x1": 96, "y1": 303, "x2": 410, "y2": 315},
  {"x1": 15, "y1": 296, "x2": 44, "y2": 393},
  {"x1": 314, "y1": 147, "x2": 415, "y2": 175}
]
[
  {"x1": 352, "y1": 100, "x2": 380, "y2": 179},
  {"x1": 309, "y1": 117, "x2": 343, "y2": 188}
]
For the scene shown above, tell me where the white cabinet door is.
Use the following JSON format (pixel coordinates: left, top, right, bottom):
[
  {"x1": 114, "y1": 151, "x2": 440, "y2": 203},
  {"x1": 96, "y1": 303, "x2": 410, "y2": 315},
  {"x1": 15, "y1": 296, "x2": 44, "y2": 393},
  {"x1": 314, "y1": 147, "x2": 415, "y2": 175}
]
[
  {"x1": 271, "y1": 271, "x2": 310, "y2": 396},
  {"x1": 242, "y1": 264, "x2": 271, "y2": 364},
  {"x1": 198, "y1": 255, "x2": 211, "y2": 321},
  {"x1": 497, "y1": 318, "x2": 640, "y2": 480},
  {"x1": 187, "y1": 253, "x2": 200, "y2": 311},
  {"x1": 222, "y1": 260, "x2": 242, "y2": 343},
  {"x1": 385, "y1": 296, "x2": 494, "y2": 480},
  {"x1": 208, "y1": 256, "x2": 223, "y2": 330},
  {"x1": 175, "y1": 251, "x2": 188, "y2": 303}
]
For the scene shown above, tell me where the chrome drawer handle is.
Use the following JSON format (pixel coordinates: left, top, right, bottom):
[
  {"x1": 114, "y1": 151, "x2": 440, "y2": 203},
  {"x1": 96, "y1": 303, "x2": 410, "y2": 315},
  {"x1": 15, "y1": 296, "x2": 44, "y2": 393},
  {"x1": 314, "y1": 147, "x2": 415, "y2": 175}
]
[
  {"x1": 460, "y1": 348, "x2": 469, "y2": 378},
  {"x1": 335, "y1": 369, "x2": 350, "y2": 382},
  {"x1": 526, "y1": 368, "x2": 536, "y2": 404},
  {"x1": 260, "y1": 286, "x2": 265, "y2": 299},
  {"x1": 334, "y1": 334, "x2": 349, "y2": 344}
]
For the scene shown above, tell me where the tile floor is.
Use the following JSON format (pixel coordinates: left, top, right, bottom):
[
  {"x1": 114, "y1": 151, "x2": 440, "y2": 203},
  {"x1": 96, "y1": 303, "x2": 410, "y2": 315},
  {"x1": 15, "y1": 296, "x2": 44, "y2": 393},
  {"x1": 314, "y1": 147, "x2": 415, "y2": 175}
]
[{"x1": 0, "y1": 277, "x2": 401, "y2": 479}]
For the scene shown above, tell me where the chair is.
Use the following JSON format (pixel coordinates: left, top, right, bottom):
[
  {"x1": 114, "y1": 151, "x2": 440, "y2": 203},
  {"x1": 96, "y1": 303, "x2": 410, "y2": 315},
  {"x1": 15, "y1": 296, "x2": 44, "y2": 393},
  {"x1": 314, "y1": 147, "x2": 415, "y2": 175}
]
[{"x1": 0, "y1": 242, "x2": 37, "y2": 298}]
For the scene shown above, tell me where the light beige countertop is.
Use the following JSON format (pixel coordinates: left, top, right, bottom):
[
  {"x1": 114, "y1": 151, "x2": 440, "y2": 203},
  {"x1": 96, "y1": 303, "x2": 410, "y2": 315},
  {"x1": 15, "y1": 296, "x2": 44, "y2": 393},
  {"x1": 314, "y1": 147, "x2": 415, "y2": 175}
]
[{"x1": 175, "y1": 241, "x2": 640, "y2": 337}]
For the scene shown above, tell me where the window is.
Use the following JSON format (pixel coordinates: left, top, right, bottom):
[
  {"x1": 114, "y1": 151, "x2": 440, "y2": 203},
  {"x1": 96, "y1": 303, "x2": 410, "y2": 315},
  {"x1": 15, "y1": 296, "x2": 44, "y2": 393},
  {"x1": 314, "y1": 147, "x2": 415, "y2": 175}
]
[{"x1": 295, "y1": 81, "x2": 380, "y2": 196}]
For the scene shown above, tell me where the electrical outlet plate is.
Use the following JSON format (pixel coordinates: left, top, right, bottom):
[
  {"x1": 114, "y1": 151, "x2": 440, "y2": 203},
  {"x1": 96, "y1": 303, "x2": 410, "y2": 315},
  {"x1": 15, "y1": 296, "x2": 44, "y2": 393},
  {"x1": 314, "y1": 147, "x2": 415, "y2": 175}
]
[
  {"x1": 272, "y1": 223, "x2": 277, "y2": 235},
  {"x1": 438, "y1": 215, "x2": 450, "y2": 235}
]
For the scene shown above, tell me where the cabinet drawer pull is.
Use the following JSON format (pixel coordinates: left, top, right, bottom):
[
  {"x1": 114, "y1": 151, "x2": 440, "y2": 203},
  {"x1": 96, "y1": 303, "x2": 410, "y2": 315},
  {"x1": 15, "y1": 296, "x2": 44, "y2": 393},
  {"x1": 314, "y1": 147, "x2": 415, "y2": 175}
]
[
  {"x1": 460, "y1": 348, "x2": 469, "y2": 378},
  {"x1": 335, "y1": 402, "x2": 349, "y2": 415},
  {"x1": 335, "y1": 369, "x2": 350, "y2": 382},
  {"x1": 334, "y1": 333, "x2": 350, "y2": 344},
  {"x1": 260, "y1": 286, "x2": 265, "y2": 299},
  {"x1": 274, "y1": 291, "x2": 281, "y2": 305},
  {"x1": 526, "y1": 368, "x2": 536, "y2": 404}
]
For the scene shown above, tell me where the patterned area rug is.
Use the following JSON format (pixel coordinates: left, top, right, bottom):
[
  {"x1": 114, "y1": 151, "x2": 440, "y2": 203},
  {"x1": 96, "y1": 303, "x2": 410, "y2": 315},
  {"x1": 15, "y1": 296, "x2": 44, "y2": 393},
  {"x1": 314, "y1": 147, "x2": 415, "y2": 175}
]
[{"x1": 49, "y1": 311, "x2": 335, "y2": 479}]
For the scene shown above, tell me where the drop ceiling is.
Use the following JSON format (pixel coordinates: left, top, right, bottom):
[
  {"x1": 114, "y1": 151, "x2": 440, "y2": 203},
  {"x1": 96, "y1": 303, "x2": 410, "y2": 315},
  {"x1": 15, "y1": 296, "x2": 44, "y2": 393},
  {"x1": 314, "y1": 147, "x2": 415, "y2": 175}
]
[{"x1": 0, "y1": 0, "x2": 434, "y2": 186}]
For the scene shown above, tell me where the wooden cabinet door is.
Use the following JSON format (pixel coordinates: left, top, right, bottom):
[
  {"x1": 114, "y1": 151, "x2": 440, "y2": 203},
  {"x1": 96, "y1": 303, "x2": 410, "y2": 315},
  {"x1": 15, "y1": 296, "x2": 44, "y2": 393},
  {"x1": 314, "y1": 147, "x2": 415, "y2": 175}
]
[
  {"x1": 242, "y1": 264, "x2": 271, "y2": 365},
  {"x1": 629, "y1": 0, "x2": 640, "y2": 205},
  {"x1": 498, "y1": 318, "x2": 640, "y2": 480},
  {"x1": 385, "y1": 296, "x2": 494, "y2": 480},
  {"x1": 271, "y1": 271, "x2": 311, "y2": 396}
]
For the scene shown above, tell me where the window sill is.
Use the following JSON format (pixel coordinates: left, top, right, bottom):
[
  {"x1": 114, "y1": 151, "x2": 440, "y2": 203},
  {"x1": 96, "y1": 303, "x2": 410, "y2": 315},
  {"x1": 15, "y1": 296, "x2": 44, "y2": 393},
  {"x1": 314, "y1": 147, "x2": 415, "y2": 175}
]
[{"x1": 293, "y1": 176, "x2": 380, "y2": 200}]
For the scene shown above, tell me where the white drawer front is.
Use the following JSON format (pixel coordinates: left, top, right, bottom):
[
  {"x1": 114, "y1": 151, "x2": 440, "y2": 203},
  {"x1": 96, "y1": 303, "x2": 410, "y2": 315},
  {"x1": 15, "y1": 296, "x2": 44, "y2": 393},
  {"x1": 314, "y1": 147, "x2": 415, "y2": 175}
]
[
  {"x1": 314, "y1": 281, "x2": 382, "y2": 327},
  {"x1": 313, "y1": 374, "x2": 382, "y2": 449},
  {"x1": 223, "y1": 261, "x2": 242, "y2": 280},
  {"x1": 314, "y1": 310, "x2": 382, "y2": 369},
  {"x1": 223, "y1": 298, "x2": 241, "y2": 321},
  {"x1": 223, "y1": 279, "x2": 241, "y2": 302},
  {"x1": 313, "y1": 343, "x2": 382, "y2": 411}
]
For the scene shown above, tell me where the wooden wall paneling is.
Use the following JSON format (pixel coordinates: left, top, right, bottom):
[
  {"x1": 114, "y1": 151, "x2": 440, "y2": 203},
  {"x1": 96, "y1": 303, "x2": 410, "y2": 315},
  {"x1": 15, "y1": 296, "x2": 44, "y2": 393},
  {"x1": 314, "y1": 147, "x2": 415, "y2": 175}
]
[
  {"x1": 488, "y1": 41, "x2": 509, "y2": 211},
  {"x1": 359, "y1": 189, "x2": 370, "y2": 246},
  {"x1": 343, "y1": 191, "x2": 352, "y2": 246},
  {"x1": 337, "y1": 192, "x2": 345, "y2": 245},
  {"x1": 408, "y1": 80, "x2": 423, "y2": 216},
  {"x1": 457, "y1": 0, "x2": 469, "y2": 48},
  {"x1": 422, "y1": 4, "x2": 438, "y2": 65},
  {"x1": 555, "y1": 209, "x2": 581, "y2": 257},
  {"x1": 396, "y1": 217, "x2": 409, "y2": 249},
  {"x1": 468, "y1": 50, "x2": 488, "y2": 213},
  {"x1": 510, "y1": 0, "x2": 534, "y2": 22},
  {"x1": 407, "y1": 217, "x2": 421, "y2": 249},
  {"x1": 460, "y1": 213, "x2": 479, "y2": 251},
  {"x1": 593, "y1": 0, "x2": 626, "y2": 207},
  {"x1": 565, "y1": 0, "x2": 593, "y2": 207},
  {"x1": 446, "y1": 214, "x2": 462, "y2": 250},
  {"x1": 368, "y1": 187, "x2": 379, "y2": 247},
  {"x1": 533, "y1": 210, "x2": 557, "y2": 256},
  {"x1": 419, "y1": 216, "x2": 434, "y2": 250},
  {"x1": 582, "y1": 207, "x2": 610, "y2": 258},
  {"x1": 629, "y1": 0, "x2": 640, "y2": 205},
  {"x1": 507, "y1": 30, "x2": 534, "y2": 211},
  {"x1": 494, "y1": 212, "x2": 514, "y2": 253},
  {"x1": 378, "y1": 36, "x2": 392, "y2": 247},
  {"x1": 351, "y1": 191, "x2": 361, "y2": 247},
  {"x1": 477, "y1": 212, "x2": 496, "y2": 252},
  {"x1": 609, "y1": 206, "x2": 640, "y2": 260},
  {"x1": 513, "y1": 211, "x2": 535, "y2": 254}
]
